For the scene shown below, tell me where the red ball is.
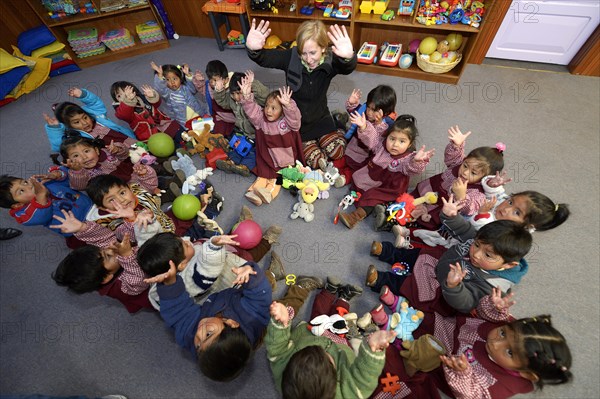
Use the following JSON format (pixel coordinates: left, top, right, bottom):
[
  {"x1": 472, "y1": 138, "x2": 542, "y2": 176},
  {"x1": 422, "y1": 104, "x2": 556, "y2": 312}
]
[{"x1": 231, "y1": 220, "x2": 262, "y2": 249}]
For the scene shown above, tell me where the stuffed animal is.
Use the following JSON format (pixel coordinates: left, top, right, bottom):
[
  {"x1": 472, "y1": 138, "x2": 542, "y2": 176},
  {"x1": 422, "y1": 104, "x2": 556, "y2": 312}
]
[
  {"x1": 278, "y1": 165, "x2": 305, "y2": 190},
  {"x1": 319, "y1": 159, "x2": 343, "y2": 187},
  {"x1": 388, "y1": 298, "x2": 424, "y2": 342},
  {"x1": 168, "y1": 152, "x2": 197, "y2": 178},
  {"x1": 295, "y1": 179, "x2": 330, "y2": 204},
  {"x1": 290, "y1": 198, "x2": 315, "y2": 222},
  {"x1": 309, "y1": 314, "x2": 349, "y2": 337},
  {"x1": 303, "y1": 169, "x2": 330, "y2": 200},
  {"x1": 196, "y1": 210, "x2": 223, "y2": 235},
  {"x1": 334, "y1": 191, "x2": 361, "y2": 224},
  {"x1": 181, "y1": 124, "x2": 226, "y2": 157},
  {"x1": 129, "y1": 142, "x2": 157, "y2": 165},
  {"x1": 181, "y1": 167, "x2": 214, "y2": 196}
]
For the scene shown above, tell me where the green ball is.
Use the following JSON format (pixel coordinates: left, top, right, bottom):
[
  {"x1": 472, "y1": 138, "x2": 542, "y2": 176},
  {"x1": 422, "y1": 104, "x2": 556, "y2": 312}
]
[
  {"x1": 171, "y1": 194, "x2": 201, "y2": 221},
  {"x1": 147, "y1": 132, "x2": 175, "y2": 158}
]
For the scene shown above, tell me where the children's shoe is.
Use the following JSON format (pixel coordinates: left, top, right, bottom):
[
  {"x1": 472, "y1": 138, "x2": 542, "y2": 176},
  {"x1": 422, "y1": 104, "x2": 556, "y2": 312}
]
[
  {"x1": 262, "y1": 225, "x2": 282, "y2": 244},
  {"x1": 174, "y1": 170, "x2": 187, "y2": 187},
  {"x1": 339, "y1": 207, "x2": 367, "y2": 229},
  {"x1": 392, "y1": 225, "x2": 413, "y2": 249},
  {"x1": 266, "y1": 251, "x2": 286, "y2": 290},
  {"x1": 373, "y1": 204, "x2": 387, "y2": 231},
  {"x1": 370, "y1": 241, "x2": 382, "y2": 256},
  {"x1": 370, "y1": 304, "x2": 389, "y2": 327},
  {"x1": 216, "y1": 159, "x2": 251, "y2": 177},
  {"x1": 238, "y1": 205, "x2": 253, "y2": 223},
  {"x1": 379, "y1": 285, "x2": 397, "y2": 307},
  {"x1": 339, "y1": 284, "x2": 363, "y2": 302},
  {"x1": 365, "y1": 264, "x2": 378, "y2": 287},
  {"x1": 245, "y1": 191, "x2": 263, "y2": 206},
  {"x1": 169, "y1": 182, "x2": 182, "y2": 198},
  {"x1": 324, "y1": 275, "x2": 343, "y2": 295},
  {"x1": 256, "y1": 179, "x2": 281, "y2": 204},
  {"x1": 295, "y1": 276, "x2": 324, "y2": 292},
  {"x1": 334, "y1": 175, "x2": 346, "y2": 188}
]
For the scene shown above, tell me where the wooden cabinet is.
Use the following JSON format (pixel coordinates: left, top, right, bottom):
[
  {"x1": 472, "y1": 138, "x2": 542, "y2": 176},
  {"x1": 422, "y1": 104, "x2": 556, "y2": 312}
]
[
  {"x1": 246, "y1": 0, "x2": 506, "y2": 84},
  {"x1": 24, "y1": 0, "x2": 169, "y2": 68}
]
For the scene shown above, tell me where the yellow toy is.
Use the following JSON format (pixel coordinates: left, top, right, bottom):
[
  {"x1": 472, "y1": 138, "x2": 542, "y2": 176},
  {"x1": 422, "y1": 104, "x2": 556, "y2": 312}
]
[
  {"x1": 359, "y1": 0, "x2": 374, "y2": 14},
  {"x1": 295, "y1": 178, "x2": 330, "y2": 204},
  {"x1": 372, "y1": 0, "x2": 389, "y2": 15}
]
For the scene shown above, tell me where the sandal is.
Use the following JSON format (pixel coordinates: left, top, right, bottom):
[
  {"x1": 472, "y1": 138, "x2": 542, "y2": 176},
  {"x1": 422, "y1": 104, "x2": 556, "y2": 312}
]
[{"x1": 0, "y1": 227, "x2": 22, "y2": 241}]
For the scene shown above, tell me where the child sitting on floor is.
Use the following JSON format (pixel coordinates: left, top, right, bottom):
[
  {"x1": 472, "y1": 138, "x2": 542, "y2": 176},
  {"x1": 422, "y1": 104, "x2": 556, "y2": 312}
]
[
  {"x1": 239, "y1": 73, "x2": 304, "y2": 206},
  {"x1": 44, "y1": 86, "x2": 136, "y2": 152},
  {"x1": 51, "y1": 210, "x2": 152, "y2": 313},
  {"x1": 0, "y1": 167, "x2": 93, "y2": 248},
  {"x1": 143, "y1": 254, "x2": 272, "y2": 381},
  {"x1": 197, "y1": 60, "x2": 237, "y2": 137}
]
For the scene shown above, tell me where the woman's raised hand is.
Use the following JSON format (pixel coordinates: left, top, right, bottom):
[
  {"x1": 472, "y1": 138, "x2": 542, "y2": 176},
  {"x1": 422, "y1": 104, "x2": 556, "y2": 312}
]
[
  {"x1": 328, "y1": 24, "x2": 353, "y2": 59},
  {"x1": 246, "y1": 19, "x2": 271, "y2": 51}
]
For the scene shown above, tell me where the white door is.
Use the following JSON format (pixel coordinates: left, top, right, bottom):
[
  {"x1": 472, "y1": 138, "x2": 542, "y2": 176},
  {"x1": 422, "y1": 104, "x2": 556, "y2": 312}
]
[{"x1": 486, "y1": 0, "x2": 600, "y2": 65}]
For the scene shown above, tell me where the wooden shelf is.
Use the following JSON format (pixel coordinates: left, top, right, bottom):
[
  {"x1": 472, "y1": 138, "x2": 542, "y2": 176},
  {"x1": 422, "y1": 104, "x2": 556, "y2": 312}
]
[
  {"x1": 24, "y1": 0, "x2": 169, "y2": 68},
  {"x1": 246, "y1": 0, "x2": 503, "y2": 83}
]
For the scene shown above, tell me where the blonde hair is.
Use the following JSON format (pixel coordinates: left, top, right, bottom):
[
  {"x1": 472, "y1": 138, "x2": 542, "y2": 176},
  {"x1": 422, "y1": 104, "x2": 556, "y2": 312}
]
[{"x1": 296, "y1": 20, "x2": 329, "y2": 55}]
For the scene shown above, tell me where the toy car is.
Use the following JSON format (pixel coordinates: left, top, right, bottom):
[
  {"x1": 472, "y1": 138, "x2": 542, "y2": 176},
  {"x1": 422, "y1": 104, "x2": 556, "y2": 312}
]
[{"x1": 381, "y1": 9, "x2": 395, "y2": 20}]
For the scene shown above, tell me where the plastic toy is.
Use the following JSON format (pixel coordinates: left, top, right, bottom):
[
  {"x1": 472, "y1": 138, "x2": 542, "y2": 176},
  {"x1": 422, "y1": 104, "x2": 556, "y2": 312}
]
[
  {"x1": 319, "y1": 160, "x2": 341, "y2": 186},
  {"x1": 357, "y1": 42, "x2": 378, "y2": 64},
  {"x1": 378, "y1": 43, "x2": 402, "y2": 67},
  {"x1": 290, "y1": 198, "x2": 315, "y2": 222},
  {"x1": 129, "y1": 142, "x2": 156, "y2": 165},
  {"x1": 323, "y1": 3, "x2": 334, "y2": 17},
  {"x1": 339, "y1": 0, "x2": 353, "y2": 9},
  {"x1": 344, "y1": 103, "x2": 367, "y2": 140},
  {"x1": 449, "y1": 7, "x2": 464, "y2": 24},
  {"x1": 309, "y1": 314, "x2": 348, "y2": 336},
  {"x1": 172, "y1": 194, "x2": 201, "y2": 220},
  {"x1": 397, "y1": 0, "x2": 415, "y2": 15},
  {"x1": 388, "y1": 297, "x2": 424, "y2": 342},
  {"x1": 334, "y1": 191, "x2": 361, "y2": 224},
  {"x1": 300, "y1": 4, "x2": 315, "y2": 14},
  {"x1": 229, "y1": 134, "x2": 253, "y2": 157},
  {"x1": 399, "y1": 53, "x2": 413, "y2": 69},
  {"x1": 278, "y1": 165, "x2": 305, "y2": 189},
  {"x1": 335, "y1": 8, "x2": 351, "y2": 18},
  {"x1": 372, "y1": 0, "x2": 389, "y2": 14},
  {"x1": 205, "y1": 148, "x2": 228, "y2": 169},
  {"x1": 147, "y1": 132, "x2": 175, "y2": 158},
  {"x1": 419, "y1": 36, "x2": 438, "y2": 55},
  {"x1": 446, "y1": 32, "x2": 463, "y2": 50},
  {"x1": 226, "y1": 30, "x2": 245, "y2": 47},
  {"x1": 408, "y1": 38, "x2": 421, "y2": 53},
  {"x1": 231, "y1": 220, "x2": 262, "y2": 249},
  {"x1": 381, "y1": 9, "x2": 395, "y2": 20},
  {"x1": 384, "y1": 191, "x2": 438, "y2": 226},
  {"x1": 190, "y1": 116, "x2": 215, "y2": 132},
  {"x1": 150, "y1": 0, "x2": 179, "y2": 39},
  {"x1": 359, "y1": 0, "x2": 374, "y2": 14}
]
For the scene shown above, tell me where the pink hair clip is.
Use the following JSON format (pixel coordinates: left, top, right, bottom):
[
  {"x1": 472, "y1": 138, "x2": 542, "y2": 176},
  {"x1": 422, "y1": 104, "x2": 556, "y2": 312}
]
[{"x1": 495, "y1": 142, "x2": 506, "y2": 153}]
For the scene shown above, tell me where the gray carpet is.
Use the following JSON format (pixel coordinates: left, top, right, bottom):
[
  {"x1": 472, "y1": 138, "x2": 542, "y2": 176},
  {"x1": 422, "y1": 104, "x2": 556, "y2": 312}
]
[{"x1": 1, "y1": 36, "x2": 598, "y2": 399}]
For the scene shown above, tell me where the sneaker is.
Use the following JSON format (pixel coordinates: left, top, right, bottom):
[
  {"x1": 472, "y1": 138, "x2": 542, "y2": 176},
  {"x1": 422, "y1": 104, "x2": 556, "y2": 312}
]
[
  {"x1": 266, "y1": 252, "x2": 286, "y2": 290},
  {"x1": 370, "y1": 241, "x2": 382, "y2": 256},
  {"x1": 365, "y1": 264, "x2": 378, "y2": 287},
  {"x1": 238, "y1": 205, "x2": 253, "y2": 223},
  {"x1": 295, "y1": 276, "x2": 324, "y2": 292},
  {"x1": 339, "y1": 284, "x2": 363, "y2": 302},
  {"x1": 373, "y1": 204, "x2": 387, "y2": 230},
  {"x1": 369, "y1": 304, "x2": 388, "y2": 327},
  {"x1": 394, "y1": 234, "x2": 414, "y2": 249},
  {"x1": 333, "y1": 175, "x2": 346, "y2": 188},
  {"x1": 216, "y1": 159, "x2": 251, "y2": 177},
  {"x1": 324, "y1": 275, "x2": 342, "y2": 295},
  {"x1": 263, "y1": 225, "x2": 282, "y2": 244}
]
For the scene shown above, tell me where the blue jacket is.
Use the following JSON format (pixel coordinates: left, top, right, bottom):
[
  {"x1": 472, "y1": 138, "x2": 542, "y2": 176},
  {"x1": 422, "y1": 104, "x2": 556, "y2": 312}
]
[
  {"x1": 46, "y1": 89, "x2": 136, "y2": 152},
  {"x1": 157, "y1": 261, "x2": 272, "y2": 356},
  {"x1": 9, "y1": 167, "x2": 93, "y2": 236}
]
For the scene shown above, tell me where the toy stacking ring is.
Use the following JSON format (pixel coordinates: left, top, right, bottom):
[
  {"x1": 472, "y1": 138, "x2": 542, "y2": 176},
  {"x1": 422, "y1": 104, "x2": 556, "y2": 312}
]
[{"x1": 285, "y1": 274, "x2": 297, "y2": 285}]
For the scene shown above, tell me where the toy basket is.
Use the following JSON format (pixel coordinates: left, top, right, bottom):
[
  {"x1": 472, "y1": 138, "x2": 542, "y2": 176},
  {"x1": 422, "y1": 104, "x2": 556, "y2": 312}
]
[{"x1": 416, "y1": 49, "x2": 462, "y2": 74}]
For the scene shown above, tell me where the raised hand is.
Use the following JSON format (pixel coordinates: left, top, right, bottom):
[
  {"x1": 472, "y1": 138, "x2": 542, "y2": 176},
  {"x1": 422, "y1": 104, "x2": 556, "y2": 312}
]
[
  {"x1": 64, "y1": 158, "x2": 84, "y2": 171},
  {"x1": 50, "y1": 209, "x2": 85, "y2": 234},
  {"x1": 43, "y1": 113, "x2": 59, "y2": 126},
  {"x1": 231, "y1": 264, "x2": 257, "y2": 286},
  {"x1": 414, "y1": 145, "x2": 435, "y2": 162},
  {"x1": 349, "y1": 109, "x2": 367, "y2": 131},
  {"x1": 181, "y1": 63, "x2": 190, "y2": 76},
  {"x1": 110, "y1": 198, "x2": 135, "y2": 220},
  {"x1": 368, "y1": 330, "x2": 396, "y2": 352},
  {"x1": 150, "y1": 61, "x2": 163, "y2": 77},
  {"x1": 270, "y1": 301, "x2": 289, "y2": 327},
  {"x1": 441, "y1": 194, "x2": 465, "y2": 217},
  {"x1": 134, "y1": 209, "x2": 154, "y2": 231},
  {"x1": 238, "y1": 75, "x2": 253, "y2": 97},
  {"x1": 446, "y1": 262, "x2": 467, "y2": 288},
  {"x1": 487, "y1": 171, "x2": 512, "y2": 188},
  {"x1": 140, "y1": 84, "x2": 156, "y2": 98},
  {"x1": 31, "y1": 170, "x2": 62, "y2": 183},
  {"x1": 246, "y1": 19, "x2": 271, "y2": 51},
  {"x1": 277, "y1": 86, "x2": 292, "y2": 107},
  {"x1": 68, "y1": 87, "x2": 83, "y2": 98},
  {"x1": 244, "y1": 70, "x2": 255, "y2": 84},
  {"x1": 490, "y1": 287, "x2": 515, "y2": 312},
  {"x1": 327, "y1": 24, "x2": 353, "y2": 59},
  {"x1": 109, "y1": 232, "x2": 133, "y2": 257},
  {"x1": 440, "y1": 353, "x2": 469, "y2": 372},
  {"x1": 144, "y1": 259, "x2": 178, "y2": 285},
  {"x1": 349, "y1": 88, "x2": 362, "y2": 105},
  {"x1": 448, "y1": 125, "x2": 471, "y2": 147},
  {"x1": 30, "y1": 177, "x2": 49, "y2": 205},
  {"x1": 451, "y1": 178, "x2": 467, "y2": 201},
  {"x1": 107, "y1": 140, "x2": 121, "y2": 155},
  {"x1": 478, "y1": 197, "x2": 497, "y2": 214},
  {"x1": 123, "y1": 85, "x2": 136, "y2": 101},
  {"x1": 212, "y1": 234, "x2": 240, "y2": 247}
]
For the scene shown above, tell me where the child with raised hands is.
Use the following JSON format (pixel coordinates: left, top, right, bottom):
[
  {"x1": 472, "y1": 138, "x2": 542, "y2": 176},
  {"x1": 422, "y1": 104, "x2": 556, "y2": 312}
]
[
  {"x1": 44, "y1": 86, "x2": 136, "y2": 152},
  {"x1": 110, "y1": 81, "x2": 185, "y2": 142},
  {"x1": 0, "y1": 168, "x2": 93, "y2": 248},
  {"x1": 150, "y1": 61, "x2": 208, "y2": 127},
  {"x1": 403, "y1": 125, "x2": 505, "y2": 231},
  {"x1": 368, "y1": 288, "x2": 572, "y2": 399},
  {"x1": 51, "y1": 210, "x2": 153, "y2": 313},
  {"x1": 142, "y1": 250, "x2": 271, "y2": 381},
  {"x1": 334, "y1": 85, "x2": 397, "y2": 187},
  {"x1": 267, "y1": 299, "x2": 395, "y2": 399},
  {"x1": 239, "y1": 72, "x2": 305, "y2": 206},
  {"x1": 338, "y1": 114, "x2": 434, "y2": 229},
  {"x1": 52, "y1": 131, "x2": 158, "y2": 194}
]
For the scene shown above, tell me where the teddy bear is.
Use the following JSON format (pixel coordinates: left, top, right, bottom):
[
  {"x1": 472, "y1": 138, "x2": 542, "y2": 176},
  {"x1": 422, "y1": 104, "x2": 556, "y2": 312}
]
[
  {"x1": 290, "y1": 198, "x2": 315, "y2": 222},
  {"x1": 181, "y1": 124, "x2": 226, "y2": 157}
]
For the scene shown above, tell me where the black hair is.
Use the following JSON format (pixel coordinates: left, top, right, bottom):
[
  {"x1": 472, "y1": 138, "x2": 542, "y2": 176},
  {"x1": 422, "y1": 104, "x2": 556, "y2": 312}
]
[
  {"x1": 137, "y1": 232, "x2": 185, "y2": 277},
  {"x1": 52, "y1": 245, "x2": 109, "y2": 293},
  {"x1": 197, "y1": 325, "x2": 252, "y2": 381},
  {"x1": 475, "y1": 220, "x2": 532, "y2": 263},
  {"x1": 366, "y1": 85, "x2": 397, "y2": 116},
  {"x1": 265, "y1": 90, "x2": 281, "y2": 106},
  {"x1": 509, "y1": 315, "x2": 572, "y2": 390},
  {"x1": 0, "y1": 175, "x2": 20, "y2": 208},
  {"x1": 50, "y1": 129, "x2": 105, "y2": 166},
  {"x1": 54, "y1": 102, "x2": 96, "y2": 128},
  {"x1": 229, "y1": 72, "x2": 245, "y2": 94},
  {"x1": 205, "y1": 60, "x2": 228, "y2": 79},
  {"x1": 282, "y1": 346, "x2": 337, "y2": 399},
  {"x1": 466, "y1": 146, "x2": 504, "y2": 176},
  {"x1": 514, "y1": 191, "x2": 570, "y2": 231},
  {"x1": 386, "y1": 114, "x2": 418, "y2": 152},
  {"x1": 109, "y1": 81, "x2": 151, "y2": 106},
  {"x1": 85, "y1": 174, "x2": 129, "y2": 207},
  {"x1": 160, "y1": 64, "x2": 186, "y2": 83}
]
